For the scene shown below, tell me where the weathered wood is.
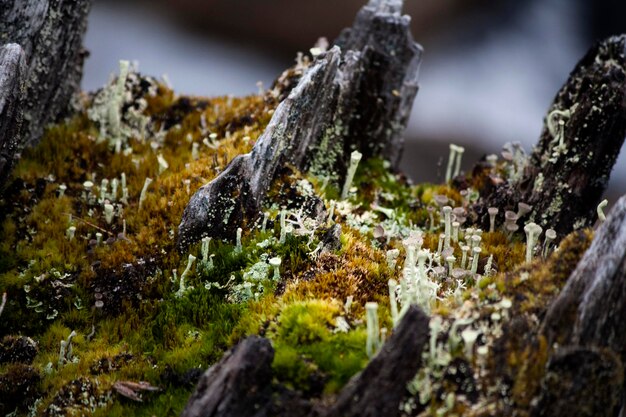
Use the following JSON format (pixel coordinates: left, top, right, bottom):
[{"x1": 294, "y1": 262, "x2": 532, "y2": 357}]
[
  {"x1": 334, "y1": 0, "x2": 421, "y2": 167},
  {"x1": 180, "y1": 336, "x2": 274, "y2": 417},
  {"x1": 0, "y1": 0, "x2": 91, "y2": 189},
  {"x1": 541, "y1": 194, "x2": 626, "y2": 353},
  {"x1": 534, "y1": 195, "x2": 626, "y2": 416},
  {"x1": 483, "y1": 35, "x2": 626, "y2": 237},
  {"x1": 0, "y1": 44, "x2": 25, "y2": 193},
  {"x1": 177, "y1": 0, "x2": 422, "y2": 249},
  {"x1": 322, "y1": 305, "x2": 430, "y2": 417}
]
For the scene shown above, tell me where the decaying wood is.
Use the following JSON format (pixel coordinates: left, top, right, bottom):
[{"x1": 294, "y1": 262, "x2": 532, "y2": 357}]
[
  {"x1": 535, "y1": 195, "x2": 626, "y2": 415},
  {"x1": 0, "y1": 44, "x2": 25, "y2": 193},
  {"x1": 322, "y1": 305, "x2": 430, "y2": 417},
  {"x1": 482, "y1": 35, "x2": 626, "y2": 237},
  {"x1": 177, "y1": 0, "x2": 422, "y2": 249},
  {"x1": 0, "y1": 0, "x2": 91, "y2": 189},
  {"x1": 180, "y1": 336, "x2": 274, "y2": 417},
  {"x1": 541, "y1": 194, "x2": 626, "y2": 352}
]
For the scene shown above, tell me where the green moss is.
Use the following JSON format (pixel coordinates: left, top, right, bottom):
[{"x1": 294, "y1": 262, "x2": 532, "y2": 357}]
[
  {"x1": 0, "y1": 66, "x2": 598, "y2": 416},
  {"x1": 270, "y1": 299, "x2": 368, "y2": 393}
]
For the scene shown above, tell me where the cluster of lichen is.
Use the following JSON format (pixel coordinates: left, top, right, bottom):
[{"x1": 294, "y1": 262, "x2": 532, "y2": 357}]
[{"x1": 0, "y1": 65, "x2": 591, "y2": 417}]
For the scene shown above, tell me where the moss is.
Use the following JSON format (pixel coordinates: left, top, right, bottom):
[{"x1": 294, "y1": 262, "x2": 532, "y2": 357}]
[
  {"x1": 269, "y1": 299, "x2": 368, "y2": 394},
  {"x1": 0, "y1": 66, "x2": 602, "y2": 416}
]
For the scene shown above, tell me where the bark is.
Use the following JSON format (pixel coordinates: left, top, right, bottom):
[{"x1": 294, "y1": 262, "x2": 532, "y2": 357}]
[
  {"x1": 180, "y1": 336, "x2": 274, "y2": 417},
  {"x1": 541, "y1": 194, "x2": 626, "y2": 354},
  {"x1": 0, "y1": 44, "x2": 25, "y2": 193},
  {"x1": 177, "y1": 0, "x2": 422, "y2": 249},
  {"x1": 482, "y1": 35, "x2": 626, "y2": 237},
  {"x1": 321, "y1": 305, "x2": 430, "y2": 417},
  {"x1": 535, "y1": 195, "x2": 626, "y2": 416},
  {"x1": 0, "y1": 0, "x2": 91, "y2": 189}
]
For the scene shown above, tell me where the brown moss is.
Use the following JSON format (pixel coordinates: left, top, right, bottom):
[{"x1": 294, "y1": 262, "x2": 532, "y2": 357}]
[{"x1": 287, "y1": 229, "x2": 392, "y2": 314}]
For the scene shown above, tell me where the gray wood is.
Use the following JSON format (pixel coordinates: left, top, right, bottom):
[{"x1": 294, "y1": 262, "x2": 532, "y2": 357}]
[
  {"x1": 0, "y1": 44, "x2": 25, "y2": 191},
  {"x1": 534, "y1": 195, "x2": 626, "y2": 416},
  {"x1": 542, "y1": 194, "x2": 626, "y2": 355},
  {"x1": 482, "y1": 35, "x2": 626, "y2": 238},
  {"x1": 322, "y1": 305, "x2": 430, "y2": 417},
  {"x1": 0, "y1": 0, "x2": 91, "y2": 189},
  {"x1": 180, "y1": 336, "x2": 274, "y2": 417},
  {"x1": 177, "y1": 0, "x2": 422, "y2": 249}
]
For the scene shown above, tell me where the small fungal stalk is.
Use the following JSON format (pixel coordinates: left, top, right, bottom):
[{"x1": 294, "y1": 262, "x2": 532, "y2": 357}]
[
  {"x1": 470, "y1": 246, "x2": 481, "y2": 275},
  {"x1": 279, "y1": 209, "x2": 287, "y2": 244},
  {"x1": 365, "y1": 301, "x2": 381, "y2": 358},
  {"x1": 542, "y1": 229, "x2": 557, "y2": 258},
  {"x1": 524, "y1": 222, "x2": 543, "y2": 263},
  {"x1": 100, "y1": 179, "x2": 109, "y2": 203},
  {"x1": 235, "y1": 227, "x2": 243, "y2": 254},
  {"x1": 120, "y1": 173, "x2": 129, "y2": 204},
  {"x1": 451, "y1": 221, "x2": 460, "y2": 242},
  {"x1": 443, "y1": 206, "x2": 452, "y2": 249},
  {"x1": 341, "y1": 150, "x2": 363, "y2": 200},
  {"x1": 58, "y1": 330, "x2": 77, "y2": 367},
  {"x1": 176, "y1": 254, "x2": 196, "y2": 298},
  {"x1": 139, "y1": 177, "x2": 153, "y2": 208},
  {"x1": 460, "y1": 245, "x2": 469, "y2": 270},
  {"x1": 157, "y1": 153, "x2": 169, "y2": 174},
  {"x1": 66, "y1": 226, "x2": 76, "y2": 241},
  {"x1": 445, "y1": 144, "x2": 465, "y2": 182},
  {"x1": 103, "y1": 203, "x2": 115, "y2": 224},
  {"x1": 597, "y1": 199, "x2": 609, "y2": 222},
  {"x1": 388, "y1": 279, "x2": 399, "y2": 326},
  {"x1": 269, "y1": 257, "x2": 282, "y2": 281},
  {"x1": 488, "y1": 207, "x2": 499, "y2": 233},
  {"x1": 201, "y1": 237, "x2": 212, "y2": 267}
]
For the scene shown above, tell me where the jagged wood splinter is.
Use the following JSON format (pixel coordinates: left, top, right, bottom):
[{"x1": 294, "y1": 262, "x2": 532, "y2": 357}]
[
  {"x1": 483, "y1": 35, "x2": 626, "y2": 238},
  {"x1": 177, "y1": 0, "x2": 422, "y2": 249}
]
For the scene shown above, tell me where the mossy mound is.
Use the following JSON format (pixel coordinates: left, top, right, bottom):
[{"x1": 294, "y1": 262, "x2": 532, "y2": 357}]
[{"x1": 0, "y1": 65, "x2": 593, "y2": 416}]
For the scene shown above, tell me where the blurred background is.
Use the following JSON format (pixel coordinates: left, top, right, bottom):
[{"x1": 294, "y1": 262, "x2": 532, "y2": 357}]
[{"x1": 82, "y1": 0, "x2": 626, "y2": 198}]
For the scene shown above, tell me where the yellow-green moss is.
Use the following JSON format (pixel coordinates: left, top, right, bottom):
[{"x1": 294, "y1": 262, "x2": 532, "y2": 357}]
[{"x1": 0, "y1": 69, "x2": 599, "y2": 417}]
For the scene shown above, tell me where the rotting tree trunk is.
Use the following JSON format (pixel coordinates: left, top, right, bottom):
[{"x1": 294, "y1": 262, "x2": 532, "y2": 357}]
[
  {"x1": 532, "y1": 195, "x2": 626, "y2": 416},
  {"x1": 177, "y1": 0, "x2": 422, "y2": 250},
  {"x1": 0, "y1": 0, "x2": 91, "y2": 189},
  {"x1": 482, "y1": 35, "x2": 626, "y2": 238}
]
